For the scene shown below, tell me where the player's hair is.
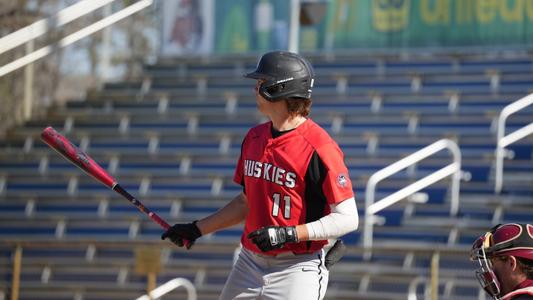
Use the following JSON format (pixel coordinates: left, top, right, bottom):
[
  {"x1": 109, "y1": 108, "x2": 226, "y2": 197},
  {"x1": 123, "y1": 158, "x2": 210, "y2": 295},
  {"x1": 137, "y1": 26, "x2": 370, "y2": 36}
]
[
  {"x1": 286, "y1": 98, "x2": 312, "y2": 117},
  {"x1": 516, "y1": 257, "x2": 533, "y2": 278}
]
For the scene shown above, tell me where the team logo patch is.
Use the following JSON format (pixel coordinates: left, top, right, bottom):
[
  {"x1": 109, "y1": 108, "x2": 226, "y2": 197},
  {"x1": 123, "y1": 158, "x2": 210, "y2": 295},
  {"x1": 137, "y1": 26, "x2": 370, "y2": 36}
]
[{"x1": 337, "y1": 173, "x2": 348, "y2": 188}]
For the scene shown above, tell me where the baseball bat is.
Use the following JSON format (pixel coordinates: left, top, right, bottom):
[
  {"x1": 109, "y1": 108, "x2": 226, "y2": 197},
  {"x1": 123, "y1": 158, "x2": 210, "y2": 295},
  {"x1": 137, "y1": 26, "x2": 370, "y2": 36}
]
[{"x1": 40, "y1": 126, "x2": 189, "y2": 246}]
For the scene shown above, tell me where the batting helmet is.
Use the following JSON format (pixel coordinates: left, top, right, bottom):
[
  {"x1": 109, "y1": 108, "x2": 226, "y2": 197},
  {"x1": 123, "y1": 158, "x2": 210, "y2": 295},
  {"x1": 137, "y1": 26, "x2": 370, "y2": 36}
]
[
  {"x1": 244, "y1": 51, "x2": 315, "y2": 102},
  {"x1": 470, "y1": 223, "x2": 533, "y2": 299},
  {"x1": 471, "y1": 223, "x2": 533, "y2": 260}
]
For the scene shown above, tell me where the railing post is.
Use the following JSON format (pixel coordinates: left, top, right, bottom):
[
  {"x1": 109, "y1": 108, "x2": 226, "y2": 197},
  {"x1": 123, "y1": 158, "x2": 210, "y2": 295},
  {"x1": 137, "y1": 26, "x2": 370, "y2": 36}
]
[
  {"x1": 448, "y1": 142, "x2": 462, "y2": 217},
  {"x1": 363, "y1": 178, "x2": 377, "y2": 261},
  {"x1": 494, "y1": 94, "x2": 533, "y2": 194},
  {"x1": 495, "y1": 98, "x2": 508, "y2": 195},
  {"x1": 100, "y1": 3, "x2": 113, "y2": 81},
  {"x1": 136, "y1": 278, "x2": 197, "y2": 300},
  {"x1": 494, "y1": 144, "x2": 505, "y2": 194},
  {"x1": 23, "y1": 40, "x2": 34, "y2": 121},
  {"x1": 147, "y1": 272, "x2": 156, "y2": 300},
  {"x1": 362, "y1": 212, "x2": 374, "y2": 261},
  {"x1": 431, "y1": 252, "x2": 440, "y2": 300},
  {"x1": 10, "y1": 245, "x2": 22, "y2": 300},
  {"x1": 363, "y1": 139, "x2": 462, "y2": 260},
  {"x1": 288, "y1": 0, "x2": 301, "y2": 53},
  {"x1": 135, "y1": 247, "x2": 161, "y2": 299},
  {"x1": 408, "y1": 277, "x2": 427, "y2": 300}
]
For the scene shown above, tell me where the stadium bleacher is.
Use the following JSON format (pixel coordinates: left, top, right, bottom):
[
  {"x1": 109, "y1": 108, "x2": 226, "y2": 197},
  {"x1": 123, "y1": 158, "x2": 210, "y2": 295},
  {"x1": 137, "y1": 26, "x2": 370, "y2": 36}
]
[{"x1": 1, "y1": 52, "x2": 532, "y2": 300}]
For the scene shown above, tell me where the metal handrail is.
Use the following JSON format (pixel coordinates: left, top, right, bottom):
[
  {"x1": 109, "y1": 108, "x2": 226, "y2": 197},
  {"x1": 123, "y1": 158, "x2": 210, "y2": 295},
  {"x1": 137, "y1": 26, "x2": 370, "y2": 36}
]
[
  {"x1": 363, "y1": 139, "x2": 462, "y2": 260},
  {"x1": 407, "y1": 277, "x2": 429, "y2": 300},
  {"x1": 136, "y1": 277, "x2": 197, "y2": 300},
  {"x1": 408, "y1": 277, "x2": 486, "y2": 300},
  {"x1": 0, "y1": 0, "x2": 114, "y2": 55},
  {"x1": 494, "y1": 93, "x2": 533, "y2": 194},
  {"x1": 0, "y1": 0, "x2": 153, "y2": 78}
]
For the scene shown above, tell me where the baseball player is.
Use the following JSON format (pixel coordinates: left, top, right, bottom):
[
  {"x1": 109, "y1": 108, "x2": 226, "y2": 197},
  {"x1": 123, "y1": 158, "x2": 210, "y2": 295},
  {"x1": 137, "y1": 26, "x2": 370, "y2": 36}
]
[
  {"x1": 162, "y1": 51, "x2": 359, "y2": 300},
  {"x1": 471, "y1": 223, "x2": 533, "y2": 300}
]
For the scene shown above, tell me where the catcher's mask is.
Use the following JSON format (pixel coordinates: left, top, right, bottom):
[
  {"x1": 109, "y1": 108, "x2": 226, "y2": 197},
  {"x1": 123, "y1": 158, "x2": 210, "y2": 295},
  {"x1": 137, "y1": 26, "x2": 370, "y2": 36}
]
[
  {"x1": 470, "y1": 223, "x2": 533, "y2": 299},
  {"x1": 244, "y1": 51, "x2": 314, "y2": 102}
]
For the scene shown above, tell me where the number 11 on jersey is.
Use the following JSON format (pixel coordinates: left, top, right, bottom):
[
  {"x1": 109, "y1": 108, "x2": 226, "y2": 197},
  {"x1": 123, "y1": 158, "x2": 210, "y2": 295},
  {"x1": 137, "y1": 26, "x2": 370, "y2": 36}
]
[{"x1": 272, "y1": 193, "x2": 291, "y2": 219}]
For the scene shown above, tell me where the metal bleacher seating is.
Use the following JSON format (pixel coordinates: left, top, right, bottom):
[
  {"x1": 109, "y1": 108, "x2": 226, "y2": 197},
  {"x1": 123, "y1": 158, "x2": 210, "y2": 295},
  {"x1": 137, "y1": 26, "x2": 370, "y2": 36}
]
[{"x1": 1, "y1": 52, "x2": 532, "y2": 300}]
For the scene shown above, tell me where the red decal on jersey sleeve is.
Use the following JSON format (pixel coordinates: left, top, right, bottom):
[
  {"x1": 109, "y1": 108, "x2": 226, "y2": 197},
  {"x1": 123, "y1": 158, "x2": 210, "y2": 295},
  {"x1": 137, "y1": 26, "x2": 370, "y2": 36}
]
[{"x1": 317, "y1": 143, "x2": 354, "y2": 204}]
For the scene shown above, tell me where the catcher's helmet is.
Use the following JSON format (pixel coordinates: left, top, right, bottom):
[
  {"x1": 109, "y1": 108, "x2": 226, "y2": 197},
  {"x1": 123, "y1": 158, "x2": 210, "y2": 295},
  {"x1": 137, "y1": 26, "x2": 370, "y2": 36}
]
[
  {"x1": 470, "y1": 223, "x2": 533, "y2": 299},
  {"x1": 471, "y1": 223, "x2": 533, "y2": 260},
  {"x1": 244, "y1": 51, "x2": 315, "y2": 102}
]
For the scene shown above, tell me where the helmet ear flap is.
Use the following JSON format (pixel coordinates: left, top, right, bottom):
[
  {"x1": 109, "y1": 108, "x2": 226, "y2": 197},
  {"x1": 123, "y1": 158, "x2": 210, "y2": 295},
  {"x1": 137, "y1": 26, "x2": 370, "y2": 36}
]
[
  {"x1": 260, "y1": 83, "x2": 286, "y2": 102},
  {"x1": 266, "y1": 83, "x2": 285, "y2": 96}
]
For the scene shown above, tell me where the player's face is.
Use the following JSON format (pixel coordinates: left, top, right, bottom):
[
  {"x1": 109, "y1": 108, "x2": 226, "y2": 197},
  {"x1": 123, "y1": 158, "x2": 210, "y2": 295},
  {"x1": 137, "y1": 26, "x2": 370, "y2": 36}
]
[
  {"x1": 254, "y1": 80, "x2": 270, "y2": 115},
  {"x1": 489, "y1": 256, "x2": 515, "y2": 295},
  {"x1": 254, "y1": 80, "x2": 289, "y2": 121}
]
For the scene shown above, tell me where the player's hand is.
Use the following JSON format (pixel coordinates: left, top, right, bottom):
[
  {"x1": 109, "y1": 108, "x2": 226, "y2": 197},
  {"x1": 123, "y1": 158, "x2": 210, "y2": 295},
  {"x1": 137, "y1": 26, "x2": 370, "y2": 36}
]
[
  {"x1": 325, "y1": 239, "x2": 346, "y2": 270},
  {"x1": 247, "y1": 226, "x2": 298, "y2": 252},
  {"x1": 161, "y1": 221, "x2": 202, "y2": 249}
]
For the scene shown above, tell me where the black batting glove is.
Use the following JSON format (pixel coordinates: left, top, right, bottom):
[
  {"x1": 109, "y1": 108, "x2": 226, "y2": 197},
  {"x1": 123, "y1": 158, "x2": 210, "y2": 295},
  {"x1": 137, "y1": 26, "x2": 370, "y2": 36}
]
[
  {"x1": 247, "y1": 226, "x2": 298, "y2": 252},
  {"x1": 161, "y1": 221, "x2": 202, "y2": 249},
  {"x1": 325, "y1": 239, "x2": 346, "y2": 270}
]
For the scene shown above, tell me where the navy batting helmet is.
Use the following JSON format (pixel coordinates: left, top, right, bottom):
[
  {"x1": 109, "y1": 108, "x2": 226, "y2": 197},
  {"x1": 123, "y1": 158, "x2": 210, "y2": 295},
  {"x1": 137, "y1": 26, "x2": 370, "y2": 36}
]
[{"x1": 244, "y1": 51, "x2": 315, "y2": 102}]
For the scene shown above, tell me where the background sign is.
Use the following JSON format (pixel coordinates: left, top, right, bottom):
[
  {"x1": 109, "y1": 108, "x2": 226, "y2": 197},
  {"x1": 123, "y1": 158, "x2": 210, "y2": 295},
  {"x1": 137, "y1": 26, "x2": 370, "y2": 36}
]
[
  {"x1": 161, "y1": 0, "x2": 214, "y2": 56},
  {"x1": 162, "y1": 0, "x2": 533, "y2": 55}
]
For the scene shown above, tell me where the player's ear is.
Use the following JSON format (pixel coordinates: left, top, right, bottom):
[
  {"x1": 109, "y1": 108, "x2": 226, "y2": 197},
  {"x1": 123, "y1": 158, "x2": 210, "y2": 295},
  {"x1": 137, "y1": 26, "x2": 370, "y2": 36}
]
[{"x1": 508, "y1": 255, "x2": 518, "y2": 271}]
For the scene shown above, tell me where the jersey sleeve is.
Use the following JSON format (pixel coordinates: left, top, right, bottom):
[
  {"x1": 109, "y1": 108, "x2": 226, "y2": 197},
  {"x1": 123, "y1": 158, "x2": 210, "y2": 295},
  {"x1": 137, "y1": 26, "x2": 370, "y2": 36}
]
[
  {"x1": 233, "y1": 136, "x2": 247, "y2": 187},
  {"x1": 316, "y1": 142, "x2": 354, "y2": 204}
]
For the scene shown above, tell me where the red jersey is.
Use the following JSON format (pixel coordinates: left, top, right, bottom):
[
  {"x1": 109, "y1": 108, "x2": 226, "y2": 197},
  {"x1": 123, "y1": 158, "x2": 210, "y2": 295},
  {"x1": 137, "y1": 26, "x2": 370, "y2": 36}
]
[
  {"x1": 503, "y1": 280, "x2": 533, "y2": 300},
  {"x1": 233, "y1": 119, "x2": 354, "y2": 256}
]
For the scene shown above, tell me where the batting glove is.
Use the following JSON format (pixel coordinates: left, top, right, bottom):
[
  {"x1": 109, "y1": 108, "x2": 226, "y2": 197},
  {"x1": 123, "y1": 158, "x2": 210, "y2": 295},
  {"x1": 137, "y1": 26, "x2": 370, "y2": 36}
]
[
  {"x1": 161, "y1": 221, "x2": 202, "y2": 249},
  {"x1": 325, "y1": 239, "x2": 346, "y2": 270},
  {"x1": 247, "y1": 226, "x2": 298, "y2": 252}
]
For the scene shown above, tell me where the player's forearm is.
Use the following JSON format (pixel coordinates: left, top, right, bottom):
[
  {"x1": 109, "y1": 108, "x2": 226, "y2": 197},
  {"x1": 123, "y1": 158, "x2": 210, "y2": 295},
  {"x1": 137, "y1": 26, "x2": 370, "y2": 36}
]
[
  {"x1": 295, "y1": 223, "x2": 310, "y2": 241},
  {"x1": 299, "y1": 197, "x2": 358, "y2": 241},
  {"x1": 196, "y1": 192, "x2": 248, "y2": 235}
]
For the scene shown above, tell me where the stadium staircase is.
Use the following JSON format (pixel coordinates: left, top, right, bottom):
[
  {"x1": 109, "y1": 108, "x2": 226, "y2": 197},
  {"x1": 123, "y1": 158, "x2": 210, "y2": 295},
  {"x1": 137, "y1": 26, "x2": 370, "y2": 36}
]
[{"x1": 1, "y1": 52, "x2": 532, "y2": 300}]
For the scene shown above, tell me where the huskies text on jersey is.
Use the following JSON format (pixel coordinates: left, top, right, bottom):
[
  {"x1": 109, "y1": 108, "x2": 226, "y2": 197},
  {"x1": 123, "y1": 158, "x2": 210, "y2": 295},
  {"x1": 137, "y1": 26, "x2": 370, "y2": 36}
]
[{"x1": 243, "y1": 159, "x2": 296, "y2": 188}]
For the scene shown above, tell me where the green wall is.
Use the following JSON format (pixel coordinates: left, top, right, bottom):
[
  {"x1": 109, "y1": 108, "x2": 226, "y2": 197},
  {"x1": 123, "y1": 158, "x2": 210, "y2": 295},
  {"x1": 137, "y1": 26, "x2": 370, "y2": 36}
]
[{"x1": 213, "y1": 0, "x2": 533, "y2": 53}]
